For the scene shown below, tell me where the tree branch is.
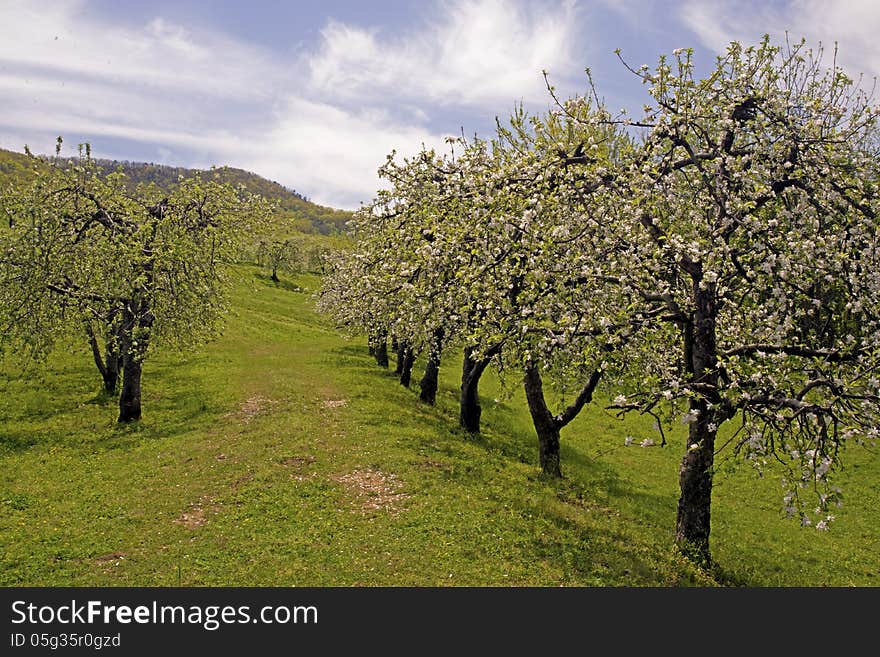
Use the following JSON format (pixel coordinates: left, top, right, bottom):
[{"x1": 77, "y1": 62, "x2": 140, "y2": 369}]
[
  {"x1": 555, "y1": 368, "x2": 603, "y2": 428},
  {"x1": 723, "y1": 344, "x2": 864, "y2": 362}
]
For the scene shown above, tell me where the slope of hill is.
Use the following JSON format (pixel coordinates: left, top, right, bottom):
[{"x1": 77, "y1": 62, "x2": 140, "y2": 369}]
[
  {"x1": 0, "y1": 147, "x2": 353, "y2": 236},
  {"x1": 94, "y1": 159, "x2": 352, "y2": 236},
  {"x1": 0, "y1": 147, "x2": 36, "y2": 188}
]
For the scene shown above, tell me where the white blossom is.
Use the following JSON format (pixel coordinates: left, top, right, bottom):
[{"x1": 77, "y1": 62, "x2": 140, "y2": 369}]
[{"x1": 681, "y1": 410, "x2": 700, "y2": 424}]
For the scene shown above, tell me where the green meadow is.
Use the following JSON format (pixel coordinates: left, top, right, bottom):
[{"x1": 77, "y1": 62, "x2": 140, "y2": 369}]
[{"x1": 1, "y1": 266, "x2": 877, "y2": 586}]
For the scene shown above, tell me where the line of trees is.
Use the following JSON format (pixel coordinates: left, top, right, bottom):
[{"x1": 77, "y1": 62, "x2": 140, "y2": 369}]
[
  {"x1": 319, "y1": 37, "x2": 880, "y2": 565},
  {"x1": 0, "y1": 140, "x2": 271, "y2": 422}
]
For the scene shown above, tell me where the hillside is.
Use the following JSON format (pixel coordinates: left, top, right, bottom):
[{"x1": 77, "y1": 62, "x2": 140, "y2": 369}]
[
  {"x1": 0, "y1": 147, "x2": 353, "y2": 236},
  {"x1": 0, "y1": 147, "x2": 37, "y2": 188}
]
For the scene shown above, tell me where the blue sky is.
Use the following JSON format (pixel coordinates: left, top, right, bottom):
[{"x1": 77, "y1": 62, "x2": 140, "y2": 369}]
[{"x1": 1, "y1": 0, "x2": 877, "y2": 209}]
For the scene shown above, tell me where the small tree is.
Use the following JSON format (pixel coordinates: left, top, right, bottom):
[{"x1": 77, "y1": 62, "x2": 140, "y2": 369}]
[
  {"x1": 0, "y1": 144, "x2": 269, "y2": 422},
  {"x1": 318, "y1": 245, "x2": 394, "y2": 368},
  {"x1": 256, "y1": 237, "x2": 303, "y2": 282},
  {"x1": 473, "y1": 104, "x2": 640, "y2": 476}
]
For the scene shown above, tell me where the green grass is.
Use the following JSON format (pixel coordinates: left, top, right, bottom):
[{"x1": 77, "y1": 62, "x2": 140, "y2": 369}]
[{"x1": 1, "y1": 265, "x2": 877, "y2": 586}]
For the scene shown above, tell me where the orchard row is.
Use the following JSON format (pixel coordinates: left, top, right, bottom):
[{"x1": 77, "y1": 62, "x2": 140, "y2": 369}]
[{"x1": 318, "y1": 38, "x2": 880, "y2": 564}]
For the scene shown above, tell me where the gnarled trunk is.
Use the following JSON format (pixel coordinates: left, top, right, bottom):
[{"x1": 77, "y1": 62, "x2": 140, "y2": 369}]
[
  {"x1": 118, "y1": 350, "x2": 143, "y2": 422},
  {"x1": 117, "y1": 302, "x2": 153, "y2": 423},
  {"x1": 523, "y1": 364, "x2": 562, "y2": 477},
  {"x1": 419, "y1": 329, "x2": 444, "y2": 404},
  {"x1": 459, "y1": 347, "x2": 490, "y2": 433},
  {"x1": 675, "y1": 282, "x2": 718, "y2": 566},
  {"x1": 102, "y1": 348, "x2": 121, "y2": 394},
  {"x1": 374, "y1": 335, "x2": 389, "y2": 368},
  {"x1": 87, "y1": 323, "x2": 121, "y2": 394},
  {"x1": 399, "y1": 343, "x2": 415, "y2": 388},
  {"x1": 522, "y1": 360, "x2": 602, "y2": 478},
  {"x1": 395, "y1": 339, "x2": 406, "y2": 375}
]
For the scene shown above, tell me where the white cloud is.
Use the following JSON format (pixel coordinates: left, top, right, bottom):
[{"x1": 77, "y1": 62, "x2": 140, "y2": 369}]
[
  {"x1": 0, "y1": 0, "x2": 584, "y2": 209},
  {"x1": 0, "y1": 72, "x2": 211, "y2": 132},
  {"x1": 0, "y1": 0, "x2": 283, "y2": 98},
  {"x1": 240, "y1": 98, "x2": 451, "y2": 209},
  {"x1": 306, "y1": 0, "x2": 583, "y2": 107},
  {"x1": 0, "y1": 90, "x2": 443, "y2": 209},
  {"x1": 681, "y1": 0, "x2": 880, "y2": 80},
  {"x1": 0, "y1": 0, "x2": 284, "y2": 171}
]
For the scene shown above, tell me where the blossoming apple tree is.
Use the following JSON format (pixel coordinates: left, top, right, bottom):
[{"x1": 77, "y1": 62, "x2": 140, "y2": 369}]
[
  {"x1": 0, "y1": 143, "x2": 270, "y2": 422},
  {"x1": 595, "y1": 38, "x2": 880, "y2": 562},
  {"x1": 321, "y1": 36, "x2": 879, "y2": 565}
]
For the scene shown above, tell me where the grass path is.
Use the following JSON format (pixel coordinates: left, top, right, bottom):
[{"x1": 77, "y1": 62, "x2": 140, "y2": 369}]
[{"x1": 1, "y1": 267, "x2": 876, "y2": 586}]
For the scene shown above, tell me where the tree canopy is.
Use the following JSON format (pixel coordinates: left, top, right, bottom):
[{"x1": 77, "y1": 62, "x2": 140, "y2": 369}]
[
  {"x1": 321, "y1": 36, "x2": 880, "y2": 564},
  {"x1": 0, "y1": 141, "x2": 272, "y2": 421}
]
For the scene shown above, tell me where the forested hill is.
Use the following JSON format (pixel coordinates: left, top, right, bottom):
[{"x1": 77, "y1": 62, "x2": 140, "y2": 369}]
[
  {"x1": 0, "y1": 147, "x2": 352, "y2": 235},
  {"x1": 0, "y1": 147, "x2": 35, "y2": 188}
]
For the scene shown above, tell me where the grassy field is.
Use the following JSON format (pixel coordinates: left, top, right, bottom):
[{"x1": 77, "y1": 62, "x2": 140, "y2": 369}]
[{"x1": 1, "y1": 265, "x2": 877, "y2": 586}]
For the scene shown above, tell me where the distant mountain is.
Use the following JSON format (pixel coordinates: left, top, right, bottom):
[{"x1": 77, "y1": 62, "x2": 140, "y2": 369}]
[{"x1": 0, "y1": 148, "x2": 353, "y2": 236}]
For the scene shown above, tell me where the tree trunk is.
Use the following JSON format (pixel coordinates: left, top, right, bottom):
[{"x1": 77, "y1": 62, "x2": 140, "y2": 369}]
[
  {"x1": 86, "y1": 322, "x2": 120, "y2": 394},
  {"x1": 675, "y1": 282, "x2": 718, "y2": 566},
  {"x1": 399, "y1": 344, "x2": 415, "y2": 387},
  {"x1": 395, "y1": 339, "x2": 406, "y2": 375},
  {"x1": 459, "y1": 347, "x2": 489, "y2": 433},
  {"x1": 271, "y1": 265, "x2": 279, "y2": 283},
  {"x1": 103, "y1": 344, "x2": 120, "y2": 394},
  {"x1": 117, "y1": 302, "x2": 153, "y2": 423},
  {"x1": 118, "y1": 349, "x2": 143, "y2": 422},
  {"x1": 523, "y1": 363, "x2": 562, "y2": 477},
  {"x1": 419, "y1": 328, "x2": 444, "y2": 404},
  {"x1": 374, "y1": 335, "x2": 389, "y2": 368}
]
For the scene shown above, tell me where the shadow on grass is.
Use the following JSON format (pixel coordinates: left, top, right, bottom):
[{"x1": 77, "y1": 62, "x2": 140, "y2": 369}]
[
  {"x1": 252, "y1": 271, "x2": 306, "y2": 294},
  {"x1": 0, "y1": 357, "x2": 226, "y2": 455},
  {"x1": 331, "y1": 345, "x2": 407, "y2": 379},
  {"x1": 559, "y1": 445, "x2": 680, "y2": 525},
  {"x1": 0, "y1": 430, "x2": 44, "y2": 452},
  {"x1": 86, "y1": 389, "x2": 118, "y2": 406},
  {"x1": 328, "y1": 342, "x2": 685, "y2": 553},
  {"x1": 707, "y1": 564, "x2": 751, "y2": 587},
  {"x1": 323, "y1": 341, "x2": 712, "y2": 582}
]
